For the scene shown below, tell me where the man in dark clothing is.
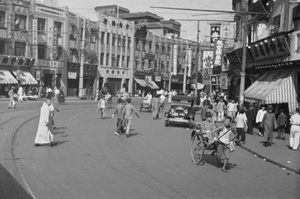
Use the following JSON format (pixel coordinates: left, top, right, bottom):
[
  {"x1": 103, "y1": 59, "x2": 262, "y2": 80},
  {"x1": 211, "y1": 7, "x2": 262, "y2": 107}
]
[
  {"x1": 277, "y1": 109, "x2": 287, "y2": 140},
  {"x1": 246, "y1": 104, "x2": 256, "y2": 135},
  {"x1": 113, "y1": 98, "x2": 125, "y2": 136},
  {"x1": 201, "y1": 105, "x2": 208, "y2": 121},
  {"x1": 262, "y1": 105, "x2": 278, "y2": 147}
]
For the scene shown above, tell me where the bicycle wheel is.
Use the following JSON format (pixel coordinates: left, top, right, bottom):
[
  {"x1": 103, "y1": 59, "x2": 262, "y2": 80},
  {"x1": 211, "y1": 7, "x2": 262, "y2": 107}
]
[{"x1": 191, "y1": 133, "x2": 204, "y2": 165}]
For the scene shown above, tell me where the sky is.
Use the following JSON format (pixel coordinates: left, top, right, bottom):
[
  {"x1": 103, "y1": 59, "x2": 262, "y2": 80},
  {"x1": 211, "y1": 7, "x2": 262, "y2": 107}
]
[{"x1": 56, "y1": 0, "x2": 234, "y2": 42}]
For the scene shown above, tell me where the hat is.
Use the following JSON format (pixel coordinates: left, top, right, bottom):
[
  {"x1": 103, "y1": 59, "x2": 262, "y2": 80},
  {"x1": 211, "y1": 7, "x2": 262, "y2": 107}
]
[{"x1": 206, "y1": 112, "x2": 212, "y2": 118}]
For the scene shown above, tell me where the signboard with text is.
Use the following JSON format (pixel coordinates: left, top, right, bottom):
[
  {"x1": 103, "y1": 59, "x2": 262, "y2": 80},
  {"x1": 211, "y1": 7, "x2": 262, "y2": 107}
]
[
  {"x1": 210, "y1": 25, "x2": 220, "y2": 43},
  {"x1": 213, "y1": 40, "x2": 224, "y2": 67}
]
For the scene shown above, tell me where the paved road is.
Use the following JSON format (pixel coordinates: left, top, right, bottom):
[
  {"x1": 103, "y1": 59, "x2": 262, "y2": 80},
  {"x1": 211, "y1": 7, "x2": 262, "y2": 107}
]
[{"x1": 1, "y1": 100, "x2": 300, "y2": 199}]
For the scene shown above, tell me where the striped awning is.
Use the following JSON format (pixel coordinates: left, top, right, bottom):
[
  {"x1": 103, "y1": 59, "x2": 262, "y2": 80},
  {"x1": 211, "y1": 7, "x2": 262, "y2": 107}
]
[
  {"x1": 244, "y1": 69, "x2": 299, "y2": 113},
  {"x1": 146, "y1": 79, "x2": 159, "y2": 89},
  {"x1": 134, "y1": 78, "x2": 147, "y2": 87},
  {"x1": 13, "y1": 71, "x2": 38, "y2": 85},
  {"x1": 0, "y1": 70, "x2": 18, "y2": 84}
]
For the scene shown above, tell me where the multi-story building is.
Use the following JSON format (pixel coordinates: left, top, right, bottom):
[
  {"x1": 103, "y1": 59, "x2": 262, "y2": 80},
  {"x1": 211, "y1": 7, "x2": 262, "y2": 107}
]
[
  {"x1": 0, "y1": 0, "x2": 37, "y2": 96},
  {"x1": 228, "y1": 0, "x2": 300, "y2": 114},
  {"x1": 94, "y1": 5, "x2": 135, "y2": 95}
]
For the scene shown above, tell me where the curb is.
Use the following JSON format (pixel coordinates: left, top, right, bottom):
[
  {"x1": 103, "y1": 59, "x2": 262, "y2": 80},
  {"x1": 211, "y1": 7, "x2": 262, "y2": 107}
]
[{"x1": 239, "y1": 145, "x2": 300, "y2": 175}]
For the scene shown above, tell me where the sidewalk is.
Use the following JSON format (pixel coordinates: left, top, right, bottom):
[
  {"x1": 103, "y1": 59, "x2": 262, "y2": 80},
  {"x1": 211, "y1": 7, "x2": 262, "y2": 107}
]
[{"x1": 239, "y1": 128, "x2": 300, "y2": 175}]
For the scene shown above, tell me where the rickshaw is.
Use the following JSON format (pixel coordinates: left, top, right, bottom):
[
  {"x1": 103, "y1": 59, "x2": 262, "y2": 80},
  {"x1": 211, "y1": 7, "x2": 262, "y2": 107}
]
[
  {"x1": 190, "y1": 122, "x2": 238, "y2": 166},
  {"x1": 164, "y1": 95, "x2": 200, "y2": 127}
]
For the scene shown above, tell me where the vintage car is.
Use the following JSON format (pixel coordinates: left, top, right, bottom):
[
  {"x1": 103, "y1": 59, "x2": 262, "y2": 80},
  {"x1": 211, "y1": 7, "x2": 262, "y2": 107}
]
[{"x1": 164, "y1": 95, "x2": 200, "y2": 127}]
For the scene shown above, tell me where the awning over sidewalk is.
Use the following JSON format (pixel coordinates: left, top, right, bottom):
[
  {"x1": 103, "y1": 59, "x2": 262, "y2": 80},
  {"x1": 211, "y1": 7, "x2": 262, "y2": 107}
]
[
  {"x1": 146, "y1": 79, "x2": 159, "y2": 89},
  {"x1": 13, "y1": 71, "x2": 38, "y2": 85},
  {"x1": 191, "y1": 83, "x2": 205, "y2": 90},
  {"x1": 134, "y1": 78, "x2": 147, "y2": 87},
  {"x1": 244, "y1": 69, "x2": 299, "y2": 112},
  {"x1": 0, "y1": 70, "x2": 18, "y2": 84}
]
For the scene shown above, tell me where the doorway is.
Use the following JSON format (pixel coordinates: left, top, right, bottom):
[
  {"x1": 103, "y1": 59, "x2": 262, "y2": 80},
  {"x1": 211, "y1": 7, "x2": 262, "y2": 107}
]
[{"x1": 44, "y1": 74, "x2": 53, "y2": 88}]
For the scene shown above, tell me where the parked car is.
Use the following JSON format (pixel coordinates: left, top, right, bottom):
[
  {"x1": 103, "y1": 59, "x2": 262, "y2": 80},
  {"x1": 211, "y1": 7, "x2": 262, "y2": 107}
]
[{"x1": 164, "y1": 95, "x2": 200, "y2": 127}]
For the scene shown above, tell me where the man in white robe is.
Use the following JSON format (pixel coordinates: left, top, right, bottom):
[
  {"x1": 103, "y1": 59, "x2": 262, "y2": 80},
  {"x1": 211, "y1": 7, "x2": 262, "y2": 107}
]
[{"x1": 34, "y1": 99, "x2": 55, "y2": 146}]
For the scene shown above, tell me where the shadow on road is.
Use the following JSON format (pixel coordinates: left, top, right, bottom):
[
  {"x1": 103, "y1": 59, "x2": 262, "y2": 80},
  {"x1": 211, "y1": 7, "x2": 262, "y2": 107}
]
[
  {"x1": 0, "y1": 164, "x2": 32, "y2": 199},
  {"x1": 201, "y1": 155, "x2": 237, "y2": 171}
]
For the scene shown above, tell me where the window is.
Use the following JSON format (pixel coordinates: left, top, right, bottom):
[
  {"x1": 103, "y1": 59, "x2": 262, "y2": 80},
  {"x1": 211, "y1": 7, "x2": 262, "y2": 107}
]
[
  {"x1": 117, "y1": 55, "x2": 120, "y2": 67},
  {"x1": 38, "y1": 45, "x2": 46, "y2": 59},
  {"x1": 0, "y1": 41, "x2": 5, "y2": 54},
  {"x1": 122, "y1": 56, "x2": 125, "y2": 67},
  {"x1": 38, "y1": 18, "x2": 46, "y2": 32},
  {"x1": 0, "y1": 11, "x2": 5, "y2": 28},
  {"x1": 106, "y1": 54, "x2": 109, "y2": 65},
  {"x1": 135, "y1": 38, "x2": 139, "y2": 50},
  {"x1": 118, "y1": 35, "x2": 122, "y2": 47},
  {"x1": 294, "y1": 19, "x2": 300, "y2": 31},
  {"x1": 100, "y1": 53, "x2": 104, "y2": 65},
  {"x1": 127, "y1": 56, "x2": 130, "y2": 68},
  {"x1": 101, "y1": 31, "x2": 105, "y2": 44},
  {"x1": 106, "y1": 33, "x2": 110, "y2": 45},
  {"x1": 122, "y1": 37, "x2": 126, "y2": 48},
  {"x1": 90, "y1": 29, "x2": 97, "y2": 42},
  {"x1": 14, "y1": 42, "x2": 26, "y2": 56},
  {"x1": 111, "y1": 55, "x2": 115, "y2": 67},
  {"x1": 112, "y1": 34, "x2": 116, "y2": 46},
  {"x1": 14, "y1": 14, "x2": 26, "y2": 30},
  {"x1": 70, "y1": 49, "x2": 78, "y2": 62},
  {"x1": 127, "y1": 37, "x2": 131, "y2": 48},
  {"x1": 54, "y1": 21, "x2": 62, "y2": 37},
  {"x1": 56, "y1": 47, "x2": 63, "y2": 61}
]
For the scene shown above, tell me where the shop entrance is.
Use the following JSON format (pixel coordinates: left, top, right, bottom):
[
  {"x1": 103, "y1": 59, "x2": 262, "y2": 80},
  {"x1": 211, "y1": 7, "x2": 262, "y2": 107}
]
[{"x1": 44, "y1": 74, "x2": 53, "y2": 88}]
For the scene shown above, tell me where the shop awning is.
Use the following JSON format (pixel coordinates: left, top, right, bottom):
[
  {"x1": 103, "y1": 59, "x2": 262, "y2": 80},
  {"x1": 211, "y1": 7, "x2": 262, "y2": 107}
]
[
  {"x1": 244, "y1": 69, "x2": 299, "y2": 113},
  {"x1": 191, "y1": 83, "x2": 205, "y2": 90},
  {"x1": 13, "y1": 71, "x2": 38, "y2": 85},
  {"x1": 146, "y1": 79, "x2": 159, "y2": 89},
  {"x1": 134, "y1": 78, "x2": 147, "y2": 87},
  {"x1": 0, "y1": 70, "x2": 18, "y2": 84}
]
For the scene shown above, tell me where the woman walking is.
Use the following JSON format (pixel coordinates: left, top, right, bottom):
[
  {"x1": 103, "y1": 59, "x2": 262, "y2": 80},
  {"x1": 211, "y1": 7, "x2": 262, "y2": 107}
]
[{"x1": 235, "y1": 107, "x2": 248, "y2": 145}]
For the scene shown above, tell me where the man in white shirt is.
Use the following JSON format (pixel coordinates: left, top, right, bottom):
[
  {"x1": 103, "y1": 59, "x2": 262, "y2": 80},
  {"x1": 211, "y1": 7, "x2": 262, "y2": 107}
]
[
  {"x1": 17, "y1": 86, "x2": 23, "y2": 102},
  {"x1": 256, "y1": 105, "x2": 266, "y2": 136},
  {"x1": 289, "y1": 108, "x2": 300, "y2": 151}
]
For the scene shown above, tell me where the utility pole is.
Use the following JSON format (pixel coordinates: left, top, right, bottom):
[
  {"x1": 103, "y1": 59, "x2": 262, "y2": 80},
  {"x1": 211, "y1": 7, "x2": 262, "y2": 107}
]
[
  {"x1": 239, "y1": 0, "x2": 248, "y2": 107},
  {"x1": 195, "y1": 20, "x2": 200, "y2": 96},
  {"x1": 78, "y1": 18, "x2": 86, "y2": 98}
]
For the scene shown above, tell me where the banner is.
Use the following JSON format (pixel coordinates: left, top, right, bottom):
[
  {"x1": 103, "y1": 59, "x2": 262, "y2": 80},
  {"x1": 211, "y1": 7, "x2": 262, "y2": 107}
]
[
  {"x1": 213, "y1": 40, "x2": 224, "y2": 67},
  {"x1": 220, "y1": 73, "x2": 228, "y2": 89},
  {"x1": 187, "y1": 48, "x2": 192, "y2": 77},
  {"x1": 32, "y1": 18, "x2": 38, "y2": 66},
  {"x1": 203, "y1": 51, "x2": 213, "y2": 68},
  {"x1": 210, "y1": 25, "x2": 220, "y2": 43},
  {"x1": 173, "y1": 44, "x2": 178, "y2": 75},
  {"x1": 52, "y1": 26, "x2": 58, "y2": 59},
  {"x1": 68, "y1": 72, "x2": 77, "y2": 79}
]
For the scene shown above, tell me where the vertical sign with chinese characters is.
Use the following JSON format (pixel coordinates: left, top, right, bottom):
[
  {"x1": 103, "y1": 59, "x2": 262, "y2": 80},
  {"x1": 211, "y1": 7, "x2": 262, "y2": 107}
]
[
  {"x1": 173, "y1": 44, "x2": 178, "y2": 75},
  {"x1": 32, "y1": 18, "x2": 38, "y2": 65},
  {"x1": 213, "y1": 40, "x2": 224, "y2": 67},
  {"x1": 220, "y1": 73, "x2": 228, "y2": 89},
  {"x1": 52, "y1": 26, "x2": 58, "y2": 59},
  {"x1": 187, "y1": 48, "x2": 192, "y2": 77},
  {"x1": 203, "y1": 51, "x2": 214, "y2": 68},
  {"x1": 210, "y1": 25, "x2": 220, "y2": 43}
]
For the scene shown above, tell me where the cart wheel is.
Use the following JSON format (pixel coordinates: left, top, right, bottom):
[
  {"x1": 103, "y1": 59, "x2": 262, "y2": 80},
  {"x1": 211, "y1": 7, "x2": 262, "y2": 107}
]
[
  {"x1": 191, "y1": 133, "x2": 204, "y2": 165},
  {"x1": 165, "y1": 120, "x2": 169, "y2": 127}
]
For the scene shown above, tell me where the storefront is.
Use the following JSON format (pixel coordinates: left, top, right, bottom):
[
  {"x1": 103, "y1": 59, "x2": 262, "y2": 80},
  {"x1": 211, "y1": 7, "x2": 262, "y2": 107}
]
[
  {"x1": 133, "y1": 70, "x2": 159, "y2": 97},
  {"x1": 67, "y1": 62, "x2": 97, "y2": 96},
  {"x1": 99, "y1": 68, "x2": 131, "y2": 96}
]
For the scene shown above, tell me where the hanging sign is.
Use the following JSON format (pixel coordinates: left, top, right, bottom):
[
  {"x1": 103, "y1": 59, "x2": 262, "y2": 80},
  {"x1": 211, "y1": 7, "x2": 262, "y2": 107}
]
[{"x1": 213, "y1": 40, "x2": 224, "y2": 67}]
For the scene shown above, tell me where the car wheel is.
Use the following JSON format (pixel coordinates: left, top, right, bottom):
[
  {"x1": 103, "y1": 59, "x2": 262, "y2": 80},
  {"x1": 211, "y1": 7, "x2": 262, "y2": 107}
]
[{"x1": 165, "y1": 120, "x2": 169, "y2": 127}]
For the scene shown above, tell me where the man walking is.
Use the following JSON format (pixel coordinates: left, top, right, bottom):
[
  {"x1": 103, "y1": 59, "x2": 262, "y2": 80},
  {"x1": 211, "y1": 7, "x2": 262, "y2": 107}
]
[
  {"x1": 289, "y1": 108, "x2": 300, "y2": 151},
  {"x1": 97, "y1": 95, "x2": 106, "y2": 119},
  {"x1": 217, "y1": 99, "x2": 225, "y2": 122},
  {"x1": 277, "y1": 109, "x2": 287, "y2": 140},
  {"x1": 113, "y1": 98, "x2": 125, "y2": 136},
  {"x1": 261, "y1": 105, "x2": 278, "y2": 147},
  {"x1": 17, "y1": 86, "x2": 23, "y2": 102},
  {"x1": 8, "y1": 86, "x2": 16, "y2": 109},
  {"x1": 152, "y1": 94, "x2": 160, "y2": 119},
  {"x1": 34, "y1": 98, "x2": 55, "y2": 146},
  {"x1": 256, "y1": 105, "x2": 267, "y2": 136},
  {"x1": 246, "y1": 104, "x2": 256, "y2": 135},
  {"x1": 123, "y1": 98, "x2": 140, "y2": 138}
]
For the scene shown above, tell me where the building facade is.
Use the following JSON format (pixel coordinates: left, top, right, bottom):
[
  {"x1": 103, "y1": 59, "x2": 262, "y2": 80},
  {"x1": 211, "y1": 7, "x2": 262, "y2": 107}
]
[{"x1": 228, "y1": 0, "x2": 300, "y2": 114}]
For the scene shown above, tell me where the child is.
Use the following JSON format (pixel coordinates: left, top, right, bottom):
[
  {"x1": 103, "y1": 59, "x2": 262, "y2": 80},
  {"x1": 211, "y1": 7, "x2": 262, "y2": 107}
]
[{"x1": 97, "y1": 95, "x2": 106, "y2": 119}]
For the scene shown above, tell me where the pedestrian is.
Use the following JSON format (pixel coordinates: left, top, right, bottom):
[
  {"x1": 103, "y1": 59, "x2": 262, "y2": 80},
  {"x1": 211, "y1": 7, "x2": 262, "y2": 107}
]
[
  {"x1": 97, "y1": 95, "x2": 106, "y2": 119},
  {"x1": 113, "y1": 98, "x2": 125, "y2": 136},
  {"x1": 57, "y1": 87, "x2": 65, "y2": 105},
  {"x1": 235, "y1": 107, "x2": 248, "y2": 145},
  {"x1": 276, "y1": 109, "x2": 287, "y2": 140},
  {"x1": 159, "y1": 93, "x2": 166, "y2": 109},
  {"x1": 46, "y1": 86, "x2": 53, "y2": 99},
  {"x1": 217, "y1": 98, "x2": 225, "y2": 122},
  {"x1": 256, "y1": 105, "x2": 267, "y2": 136},
  {"x1": 227, "y1": 100, "x2": 235, "y2": 120},
  {"x1": 201, "y1": 104, "x2": 208, "y2": 121},
  {"x1": 143, "y1": 92, "x2": 152, "y2": 107},
  {"x1": 232, "y1": 100, "x2": 238, "y2": 120},
  {"x1": 152, "y1": 94, "x2": 160, "y2": 119},
  {"x1": 212, "y1": 99, "x2": 218, "y2": 123},
  {"x1": 123, "y1": 98, "x2": 140, "y2": 138},
  {"x1": 8, "y1": 86, "x2": 16, "y2": 109},
  {"x1": 213, "y1": 116, "x2": 236, "y2": 172},
  {"x1": 49, "y1": 101, "x2": 60, "y2": 130},
  {"x1": 34, "y1": 98, "x2": 55, "y2": 146},
  {"x1": 261, "y1": 105, "x2": 278, "y2": 147},
  {"x1": 207, "y1": 104, "x2": 215, "y2": 124},
  {"x1": 17, "y1": 85, "x2": 23, "y2": 102},
  {"x1": 246, "y1": 104, "x2": 256, "y2": 135},
  {"x1": 289, "y1": 108, "x2": 300, "y2": 151}
]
